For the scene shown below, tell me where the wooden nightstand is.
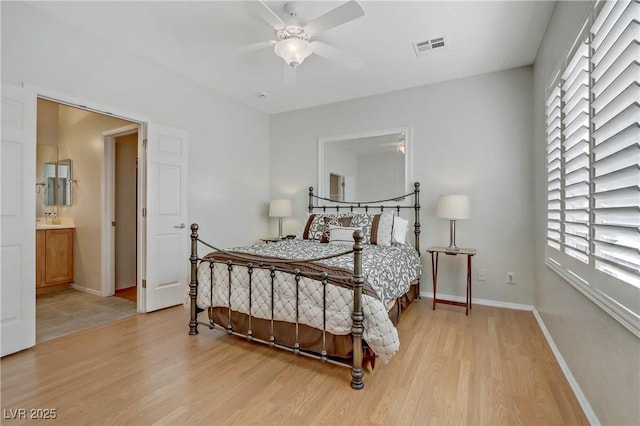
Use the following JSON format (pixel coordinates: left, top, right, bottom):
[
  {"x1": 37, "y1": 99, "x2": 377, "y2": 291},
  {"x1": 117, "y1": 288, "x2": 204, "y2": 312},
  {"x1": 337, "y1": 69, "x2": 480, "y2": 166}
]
[{"x1": 426, "y1": 246, "x2": 477, "y2": 315}]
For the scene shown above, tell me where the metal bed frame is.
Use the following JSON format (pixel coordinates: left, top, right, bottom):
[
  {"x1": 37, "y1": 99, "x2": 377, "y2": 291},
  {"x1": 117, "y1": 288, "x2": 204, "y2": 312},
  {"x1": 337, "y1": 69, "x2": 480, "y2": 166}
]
[{"x1": 188, "y1": 182, "x2": 421, "y2": 389}]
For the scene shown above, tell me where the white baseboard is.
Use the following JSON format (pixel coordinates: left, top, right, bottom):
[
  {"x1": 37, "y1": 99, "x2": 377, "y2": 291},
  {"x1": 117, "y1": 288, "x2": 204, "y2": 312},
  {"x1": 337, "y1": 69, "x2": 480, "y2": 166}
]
[
  {"x1": 71, "y1": 283, "x2": 103, "y2": 297},
  {"x1": 532, "y1": 308, "x2": 599, "y2": 425},
  {"x1": 419, "y1": 291, "x2": 533, "y2": 311},
  {"x1": 419, "y1": 291, "x2": 598, "y2": 424}
]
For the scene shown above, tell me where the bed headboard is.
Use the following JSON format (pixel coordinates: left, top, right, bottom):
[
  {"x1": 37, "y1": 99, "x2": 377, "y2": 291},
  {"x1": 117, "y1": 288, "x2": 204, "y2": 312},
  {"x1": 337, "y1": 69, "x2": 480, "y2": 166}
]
[{"x1": 307, "y1": 182, "x2": 421, "y2": 253}]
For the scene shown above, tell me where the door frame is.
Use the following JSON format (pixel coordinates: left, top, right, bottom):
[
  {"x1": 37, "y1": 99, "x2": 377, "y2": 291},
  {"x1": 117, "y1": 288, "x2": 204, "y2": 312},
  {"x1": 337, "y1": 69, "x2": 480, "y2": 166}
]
[
  {"x1": 102, "y1": 124, "x2": 140, "y2": 300},
  {"x1": 25, "y1": 85, "x2": 149, "y2": 313}
]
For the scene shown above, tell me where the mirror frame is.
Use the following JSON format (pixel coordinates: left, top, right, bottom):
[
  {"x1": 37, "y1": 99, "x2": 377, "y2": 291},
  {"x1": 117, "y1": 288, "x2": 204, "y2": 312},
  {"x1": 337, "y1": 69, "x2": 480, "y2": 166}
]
[
  {"x1": 317, "y1": 127, "x2": 412, "y2": 203},
  {"x1": 56, "y1": 158, "x2": 72, "y2": 206}
]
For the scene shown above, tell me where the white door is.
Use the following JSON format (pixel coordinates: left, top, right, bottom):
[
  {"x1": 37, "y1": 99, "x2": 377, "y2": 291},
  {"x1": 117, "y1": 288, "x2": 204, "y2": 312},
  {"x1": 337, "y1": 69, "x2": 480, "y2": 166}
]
[
  {"x1": 143, "y1": 124, "x2": 188, "y2": 312},
  {"x1": 1, "y1": 84, "x2": 36, "y2": 356}
]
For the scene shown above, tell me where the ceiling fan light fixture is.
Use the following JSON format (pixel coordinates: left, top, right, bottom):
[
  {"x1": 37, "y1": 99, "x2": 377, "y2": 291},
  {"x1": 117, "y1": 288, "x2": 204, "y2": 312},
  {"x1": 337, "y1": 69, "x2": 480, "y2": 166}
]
[{"x1": 274, "y1": 37, "x2": 313, "y2": 67}]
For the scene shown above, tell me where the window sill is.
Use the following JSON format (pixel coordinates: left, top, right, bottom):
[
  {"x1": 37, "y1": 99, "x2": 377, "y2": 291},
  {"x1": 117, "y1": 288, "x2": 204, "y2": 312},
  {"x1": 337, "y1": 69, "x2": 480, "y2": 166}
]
[{"x1": 545, "y1": 257, "x2": 640, "y2": 339}]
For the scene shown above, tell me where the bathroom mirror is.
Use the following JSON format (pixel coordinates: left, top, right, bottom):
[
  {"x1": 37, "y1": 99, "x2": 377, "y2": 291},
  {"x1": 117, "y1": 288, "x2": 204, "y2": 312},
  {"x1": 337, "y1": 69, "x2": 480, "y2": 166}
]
[
  {"x1": 42, "y1": 158, "x2": 72, "y2": 206},
  {"x1": 318, "y1": 127, "x2": 410, "y2": 203}
]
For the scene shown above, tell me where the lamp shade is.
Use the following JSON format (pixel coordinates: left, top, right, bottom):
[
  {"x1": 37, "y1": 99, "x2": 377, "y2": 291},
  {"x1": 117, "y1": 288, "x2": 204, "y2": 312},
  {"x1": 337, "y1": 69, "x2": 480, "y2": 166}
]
[
  {"x1": 274, "y1": 38, "x2": 313, "y2": 67},
  {"x1": 436, "y1": 195, "x2": 470, "y2": 220},
  {"x1": 269, "y1": 199, "x2": 292, "y2": 218}
]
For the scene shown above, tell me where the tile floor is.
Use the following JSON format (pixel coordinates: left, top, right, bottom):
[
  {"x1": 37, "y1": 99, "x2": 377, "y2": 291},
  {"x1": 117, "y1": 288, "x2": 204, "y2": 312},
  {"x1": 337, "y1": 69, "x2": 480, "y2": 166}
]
[{"x1": 36, "y1": 289, "x2": 138, "y2": 343}]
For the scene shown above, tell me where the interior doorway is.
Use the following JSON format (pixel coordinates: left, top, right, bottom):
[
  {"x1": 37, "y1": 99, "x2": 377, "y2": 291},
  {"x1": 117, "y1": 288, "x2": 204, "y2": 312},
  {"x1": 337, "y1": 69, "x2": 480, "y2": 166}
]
[
  {"x1": 34, "y1": 98, "x2": 140, "y2": 343},
  {"x1": 103, "y1": 125, "x2": 140, "y2": 302},
  {"x1": 113, "y1": 132, "x2": 138, "y2": 302},
  {"x1": 329, "y1": 173, "x2": 345, "y2": 201}
]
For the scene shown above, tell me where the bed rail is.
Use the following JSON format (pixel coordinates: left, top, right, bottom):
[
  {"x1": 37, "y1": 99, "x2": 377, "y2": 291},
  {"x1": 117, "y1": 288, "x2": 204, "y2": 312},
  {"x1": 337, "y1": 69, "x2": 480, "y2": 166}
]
[{"x1": 189, "y1": 223, "x2": 367, "y2": 390}]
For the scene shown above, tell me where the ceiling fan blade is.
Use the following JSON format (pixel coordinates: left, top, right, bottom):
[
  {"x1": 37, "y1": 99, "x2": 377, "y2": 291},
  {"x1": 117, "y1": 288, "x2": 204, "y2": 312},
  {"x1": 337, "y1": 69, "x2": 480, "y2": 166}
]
[
  {"x1": 310, "y1": 41, "x2": 362, "y2": 70},
  {"x1": 245, "y1": 0, "x2": 287, "y2": 29},
  {"x1": 237, "y1": 40, "x2": 276, "y2": 55},
  {"x1": 304, "y1": 1, "x2": 364, "y2": 35},
  {"x1": 283, "y1": 63, "x2": 297, "y2": 85}
]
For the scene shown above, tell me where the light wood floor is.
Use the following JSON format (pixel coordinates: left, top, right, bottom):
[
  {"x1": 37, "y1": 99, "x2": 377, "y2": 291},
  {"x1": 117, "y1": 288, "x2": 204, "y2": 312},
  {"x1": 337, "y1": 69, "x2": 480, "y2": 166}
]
[{"x1": 1, "y1": 300, "x2": 588, "y2": 425}]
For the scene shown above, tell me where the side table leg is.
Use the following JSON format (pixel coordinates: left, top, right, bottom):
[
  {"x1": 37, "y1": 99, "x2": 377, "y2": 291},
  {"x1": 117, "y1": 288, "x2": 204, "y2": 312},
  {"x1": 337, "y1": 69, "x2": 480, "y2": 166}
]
[
  {"x1": 431, "y1": 252, "x2": 438, "y2": 310},
  {"x1": 466, "y1": 254, "x2": 472, "y2": 315}
]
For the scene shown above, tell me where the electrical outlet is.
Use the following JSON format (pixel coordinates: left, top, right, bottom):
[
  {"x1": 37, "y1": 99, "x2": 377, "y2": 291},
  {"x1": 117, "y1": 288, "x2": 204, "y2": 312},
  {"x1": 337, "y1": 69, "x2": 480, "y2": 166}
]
[
  {"x1": 478, "y1": 269, "x2": 486, "y2": 281},
  {"x1": 507, "y1": 272, "x2": 516, "y2": 284}
]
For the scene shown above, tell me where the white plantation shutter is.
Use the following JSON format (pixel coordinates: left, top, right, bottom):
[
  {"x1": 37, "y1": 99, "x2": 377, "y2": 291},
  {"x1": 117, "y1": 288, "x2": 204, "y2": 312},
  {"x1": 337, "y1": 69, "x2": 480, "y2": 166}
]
[
  {"x1": 591, "y1": 0, "x2": 640, "y2": 288},
  {"x1": 546, "y1": 84, "x2": 562, "y2": 251},
  {"x1": 562, "y1": 41, "x2": 591, "y2": 263},
  {"x1": 545, "y1": 0, "x2": 640, "y2": 336}
]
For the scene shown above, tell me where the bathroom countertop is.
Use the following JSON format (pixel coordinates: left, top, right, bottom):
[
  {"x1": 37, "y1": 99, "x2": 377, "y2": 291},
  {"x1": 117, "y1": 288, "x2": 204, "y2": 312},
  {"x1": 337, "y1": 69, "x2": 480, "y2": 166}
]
[
  {"x1": 36, "y1": 217, "x2": 75, "y2": 230},
  {"x1": 36, "y1": 224, "x2": 76, "y2": 230}
]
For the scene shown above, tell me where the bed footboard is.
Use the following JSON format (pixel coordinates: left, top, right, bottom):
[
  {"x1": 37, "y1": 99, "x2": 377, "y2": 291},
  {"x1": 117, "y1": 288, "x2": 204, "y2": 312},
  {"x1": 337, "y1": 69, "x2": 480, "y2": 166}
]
[{"x1": 188, "y1": 223, "x2": 366, "y2": 390}]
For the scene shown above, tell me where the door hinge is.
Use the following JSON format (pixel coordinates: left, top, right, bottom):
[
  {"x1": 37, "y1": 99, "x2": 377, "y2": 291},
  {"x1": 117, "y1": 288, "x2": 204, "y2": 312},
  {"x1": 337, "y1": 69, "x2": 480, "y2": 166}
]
[
  {"x1": 142, "y1": 207, "x2": 147, "y2": 217},
  {"x1": 143, "y1": 138, "x2": 148, "y2": 149},
  {"x1": 142, "y1": 279, "x2": 147, "y2": 289}
]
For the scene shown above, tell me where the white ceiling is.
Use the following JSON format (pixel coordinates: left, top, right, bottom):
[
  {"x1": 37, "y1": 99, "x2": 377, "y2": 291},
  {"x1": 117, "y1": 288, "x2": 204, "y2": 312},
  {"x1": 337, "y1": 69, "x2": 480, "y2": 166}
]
[{"x1": 27, "y1": 1, "x2": 556, "y2": 115}]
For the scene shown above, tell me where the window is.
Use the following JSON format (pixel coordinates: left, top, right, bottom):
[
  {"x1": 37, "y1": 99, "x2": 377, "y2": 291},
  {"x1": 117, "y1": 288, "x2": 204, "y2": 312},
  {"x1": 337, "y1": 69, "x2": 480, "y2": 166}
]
[{"x1": 545, "y1": 0, "x2": 640, "y2": 337}]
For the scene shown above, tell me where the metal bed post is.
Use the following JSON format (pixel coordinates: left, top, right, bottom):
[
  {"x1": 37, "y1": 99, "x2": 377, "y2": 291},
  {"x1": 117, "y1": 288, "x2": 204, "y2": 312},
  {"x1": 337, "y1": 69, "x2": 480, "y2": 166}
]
[
  {"x1": 413, "y1": 182, "x2": 421, "y2": 253},
  {"x1": 413, "y1": 182, "x2": 422, "y2": 299},
  {"x1": 189, "y1": 224, "x2": 199, "y2": 335},
  {"x1": 350, "y1": 229, "x2": 365, "y2": 390}
]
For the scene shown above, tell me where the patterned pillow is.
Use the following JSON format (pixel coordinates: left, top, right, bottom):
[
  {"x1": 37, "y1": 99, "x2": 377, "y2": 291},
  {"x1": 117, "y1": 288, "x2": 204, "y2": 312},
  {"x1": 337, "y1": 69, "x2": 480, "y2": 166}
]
[
  {"x1": 320, "y1": 216, "x2": 353, "y2": 243},
  {"x1": 299, "y1": 213, "x2": 352, "y2": 241},
  {"x1": 350, "y1": 210, "x2": 394, "y2": 245}
]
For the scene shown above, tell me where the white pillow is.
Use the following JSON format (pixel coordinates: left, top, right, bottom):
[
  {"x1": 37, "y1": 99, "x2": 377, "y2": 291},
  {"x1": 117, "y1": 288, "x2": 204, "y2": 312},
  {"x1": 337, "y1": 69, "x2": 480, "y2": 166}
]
[
  {"x1": 328, "y1": 225, "x2": 362, "y2": 246},
  {"x1": 392, "y1": 216, "x2": 409, "y2": 245}
]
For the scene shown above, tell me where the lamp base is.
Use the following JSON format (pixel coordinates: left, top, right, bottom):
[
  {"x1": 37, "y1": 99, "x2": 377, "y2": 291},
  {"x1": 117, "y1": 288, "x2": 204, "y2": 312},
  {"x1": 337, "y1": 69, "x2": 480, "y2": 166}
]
[{"x1": 447, "y1": 220, "x2": 460, "y2": 251}]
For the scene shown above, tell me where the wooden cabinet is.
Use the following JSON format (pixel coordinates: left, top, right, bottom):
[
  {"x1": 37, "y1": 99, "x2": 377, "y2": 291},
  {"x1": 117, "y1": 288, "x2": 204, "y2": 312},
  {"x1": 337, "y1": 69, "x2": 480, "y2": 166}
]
[{"x1": 36, "y1": 228, "x2": 74, "y2": 295}]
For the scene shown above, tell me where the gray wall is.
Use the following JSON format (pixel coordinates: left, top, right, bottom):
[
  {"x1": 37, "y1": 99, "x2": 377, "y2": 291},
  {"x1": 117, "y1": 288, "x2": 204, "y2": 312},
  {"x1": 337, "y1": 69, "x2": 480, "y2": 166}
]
[
  {"x1": 2, "y1": 1, "x2": 270, "y2": 248},
  {"x1": 532, "y1": 2, "x2": 640, "y2": 425},
  {"x1": 270, "y1": 66, "x2": 535, "y2": 305}
]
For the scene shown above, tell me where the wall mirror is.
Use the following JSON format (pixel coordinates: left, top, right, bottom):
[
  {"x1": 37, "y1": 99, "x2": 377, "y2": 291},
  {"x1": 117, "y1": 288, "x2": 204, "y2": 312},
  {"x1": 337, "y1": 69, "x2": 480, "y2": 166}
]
[
  {"x1": 38, "y1": 146, "x2": 73, "y2": 206},
  {"x1": 318, "y1": 127, "x2": 410, "y2": 203}
]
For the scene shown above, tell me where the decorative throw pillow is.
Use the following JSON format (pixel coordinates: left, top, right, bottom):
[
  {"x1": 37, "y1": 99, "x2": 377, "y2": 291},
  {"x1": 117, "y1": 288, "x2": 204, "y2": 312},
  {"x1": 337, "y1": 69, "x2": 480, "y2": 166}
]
[
  {"x1": 328, "y1": 225, "x2": 362, "y2": 246},
  {"x1": 392, "y1": 216, "x2": 409, "y2": 245},
  {"x1": 320, "y1": 216, "x2": 353, "y2": 243},
  {"x1": 372, "y1": 210, "x2": 394, "y2": 246},
  {"x1": 299, "y1": 213, "x2": 352, "y2": 241},
  {"x1": 349, "y1": 213, "x2": 374, "y2": 243},
  {"x1": 350, "y1": 210, "x2": 395, "y2": 245}
]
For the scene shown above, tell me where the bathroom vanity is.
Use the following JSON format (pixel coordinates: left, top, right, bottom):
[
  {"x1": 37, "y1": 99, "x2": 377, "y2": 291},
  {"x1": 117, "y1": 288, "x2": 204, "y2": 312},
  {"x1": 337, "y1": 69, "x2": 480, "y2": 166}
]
[{"x1": 36, "y1": 224, "x2": 74, "y2": 295}]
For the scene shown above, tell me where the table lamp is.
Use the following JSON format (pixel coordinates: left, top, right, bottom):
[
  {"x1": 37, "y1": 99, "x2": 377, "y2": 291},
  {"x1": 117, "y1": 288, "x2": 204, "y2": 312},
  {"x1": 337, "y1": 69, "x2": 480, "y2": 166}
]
[
  {"x1": 269, "y1": 199, "x2": 292, "y2": 238},
  {"x1": 436, "y1": 195, "x2": 470, "y2": 251}
]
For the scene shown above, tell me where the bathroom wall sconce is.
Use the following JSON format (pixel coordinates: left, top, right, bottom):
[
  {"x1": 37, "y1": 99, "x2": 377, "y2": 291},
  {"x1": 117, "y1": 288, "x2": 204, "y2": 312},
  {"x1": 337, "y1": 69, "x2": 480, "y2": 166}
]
[{"x1": 35, "y1": 182, "x2": 47, "y2": 193}]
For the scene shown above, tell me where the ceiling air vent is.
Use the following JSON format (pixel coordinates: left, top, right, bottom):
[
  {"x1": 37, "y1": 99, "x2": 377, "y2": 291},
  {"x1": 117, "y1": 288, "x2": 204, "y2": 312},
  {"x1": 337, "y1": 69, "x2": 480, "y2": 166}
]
[{"x1": 412, "y1": 36, "x2": 447, "y2": 57}]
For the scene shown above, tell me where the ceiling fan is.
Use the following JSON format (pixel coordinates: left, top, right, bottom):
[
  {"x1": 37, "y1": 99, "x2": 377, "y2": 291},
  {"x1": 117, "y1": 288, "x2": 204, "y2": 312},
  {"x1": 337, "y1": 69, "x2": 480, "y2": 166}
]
[{"x1": 245, "y1": 0, "x2": 365, "y2": 83}]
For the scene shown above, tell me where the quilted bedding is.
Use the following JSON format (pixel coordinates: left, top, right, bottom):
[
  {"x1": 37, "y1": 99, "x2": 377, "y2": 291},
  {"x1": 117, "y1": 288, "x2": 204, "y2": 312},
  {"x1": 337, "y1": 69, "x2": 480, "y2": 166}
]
[{"x1": 195, "y1": 239, "x2": 422, "y2": 363}]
